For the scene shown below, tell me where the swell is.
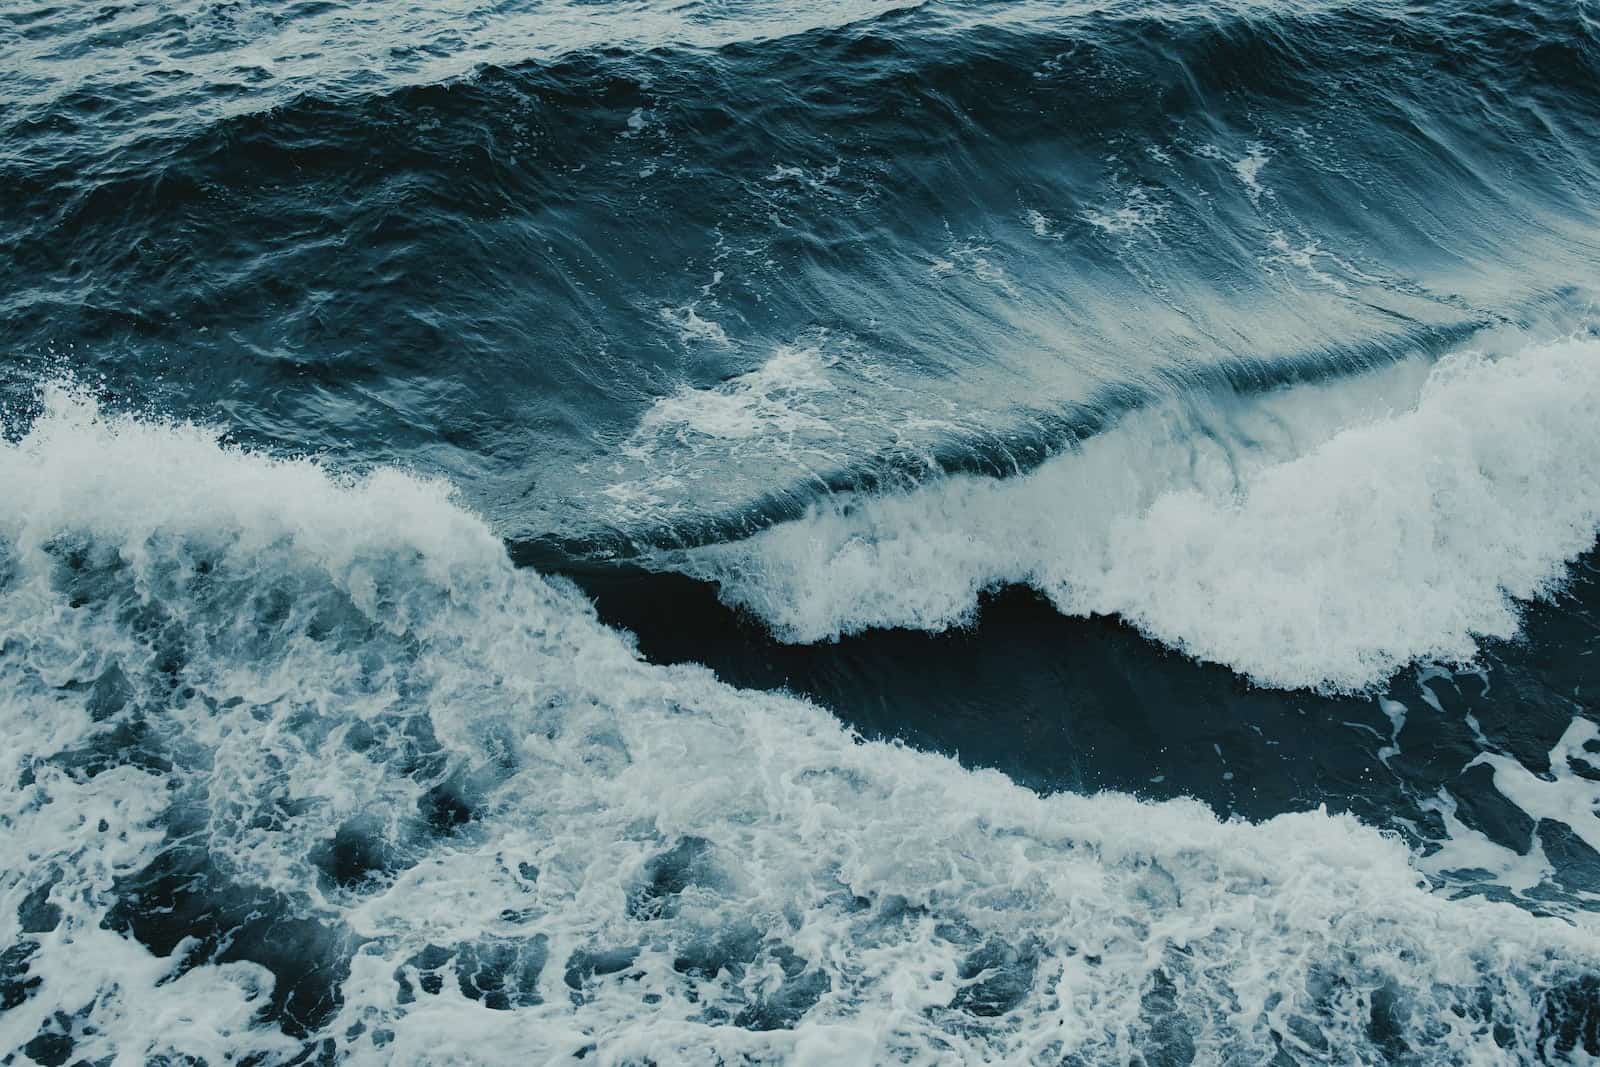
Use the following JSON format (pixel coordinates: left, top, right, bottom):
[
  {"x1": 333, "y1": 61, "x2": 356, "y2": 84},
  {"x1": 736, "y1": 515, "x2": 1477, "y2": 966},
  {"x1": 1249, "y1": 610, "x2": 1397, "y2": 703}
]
[
  {"x1": 517, "y1": 311, "x2": 1506, "y2": 557},
  {"x1": 11, "y1": 1, "x2": 1600, "y2": 304},
  {"x1": 5, "y1": 0, "x2": 1600, "y2": 552},
  {"x1": 7, "y1": 0, "x2": 1599, "y2": 173}
]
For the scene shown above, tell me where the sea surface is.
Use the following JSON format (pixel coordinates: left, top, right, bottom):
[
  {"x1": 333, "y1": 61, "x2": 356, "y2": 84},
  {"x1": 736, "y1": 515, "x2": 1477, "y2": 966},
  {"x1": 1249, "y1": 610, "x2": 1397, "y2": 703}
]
[{"x1": 3, "y1": 0, "x2": 1600, "y2": 1062}]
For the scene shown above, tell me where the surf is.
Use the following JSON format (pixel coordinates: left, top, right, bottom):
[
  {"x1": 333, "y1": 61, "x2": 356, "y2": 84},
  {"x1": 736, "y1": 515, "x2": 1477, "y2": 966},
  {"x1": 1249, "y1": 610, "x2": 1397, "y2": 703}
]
[
  {"x1": 1, "y1": 387, "x2": 1596, "y2": 1062},
  {"x1": 653, "y1": 327, "x2": 1600, "y2": 693}
]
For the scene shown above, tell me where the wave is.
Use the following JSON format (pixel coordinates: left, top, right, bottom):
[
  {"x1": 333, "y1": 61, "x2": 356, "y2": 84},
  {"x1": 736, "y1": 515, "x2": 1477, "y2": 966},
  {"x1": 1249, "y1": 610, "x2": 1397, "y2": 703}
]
[
  {"x1": 657, "y1": 329, "x2": 1600, "y2": 692},
  {"x1": 1, "y1": 388, "x2": 1596, "y2": 1062},
  {"x1": 8, "y1": 0, "x2": 1597, "y2": 165},
  {"x1": 0, "y1": 0, "x2": 927, "y2": 164},
  {"x1": 7, "y1": 0, "x2": 1600, "y2": 552},
  {"x1": 582, "y1": 314, "x2": 1506, "y2": 552}
]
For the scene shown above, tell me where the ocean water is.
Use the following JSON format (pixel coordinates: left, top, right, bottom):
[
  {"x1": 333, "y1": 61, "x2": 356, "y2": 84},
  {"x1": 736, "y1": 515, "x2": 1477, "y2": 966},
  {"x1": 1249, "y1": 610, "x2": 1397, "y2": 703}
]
[{"x1": 2, "y1": 0, "x2": 1599, "y2": 1062}]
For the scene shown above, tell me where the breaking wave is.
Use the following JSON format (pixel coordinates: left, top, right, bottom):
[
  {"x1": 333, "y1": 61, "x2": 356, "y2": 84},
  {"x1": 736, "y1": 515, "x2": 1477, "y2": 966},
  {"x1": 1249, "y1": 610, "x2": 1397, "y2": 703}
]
[
  {"x1": 661, "y1": 330, "x2": 1600, "y2": 692},
  {"x1": 2, "y1": 389, "x2": 1597, "y2": 1062}
]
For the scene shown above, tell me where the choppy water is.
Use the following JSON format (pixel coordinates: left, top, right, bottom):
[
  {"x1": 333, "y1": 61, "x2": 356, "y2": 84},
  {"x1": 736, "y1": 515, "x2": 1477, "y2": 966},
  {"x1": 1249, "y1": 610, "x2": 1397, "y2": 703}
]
[{"x1": 2, "y1": 0, "x2": 1599, "y2": 1062}]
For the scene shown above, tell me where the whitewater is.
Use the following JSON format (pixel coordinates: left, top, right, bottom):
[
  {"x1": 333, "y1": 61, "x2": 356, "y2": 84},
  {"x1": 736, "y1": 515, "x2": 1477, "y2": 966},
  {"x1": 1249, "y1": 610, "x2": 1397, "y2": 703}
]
[
  {"x1": 661, "y1": 329, "x2": 1600, "y2": 692},
  {"x1": 0, "y1": 387, "x2": 1596, "y2": 1063}
]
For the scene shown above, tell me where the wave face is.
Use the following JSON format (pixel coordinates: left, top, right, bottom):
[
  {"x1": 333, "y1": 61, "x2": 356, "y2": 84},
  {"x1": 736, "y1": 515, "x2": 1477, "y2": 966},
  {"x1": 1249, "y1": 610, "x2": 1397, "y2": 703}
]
[
  {"x1": 662, "y1": 330, "x2": 1600, "y2": 692},
  {"x1": 1, "y1": 393, "x2": 1597, "y2": 1064},
  {"x1": 6, "y1": 0, "x2": 1600, "y2": 548}
]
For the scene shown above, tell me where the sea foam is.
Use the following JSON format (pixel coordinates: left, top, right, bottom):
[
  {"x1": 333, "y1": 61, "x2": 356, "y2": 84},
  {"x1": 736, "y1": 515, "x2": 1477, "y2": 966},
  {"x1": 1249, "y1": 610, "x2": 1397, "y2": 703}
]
[
  {"x1": 0, "y1": 388, "x2": 1595, "y2": 1063},
  {"x1": 663, "y1": 333, "x2": 1600, "y2": 692}
]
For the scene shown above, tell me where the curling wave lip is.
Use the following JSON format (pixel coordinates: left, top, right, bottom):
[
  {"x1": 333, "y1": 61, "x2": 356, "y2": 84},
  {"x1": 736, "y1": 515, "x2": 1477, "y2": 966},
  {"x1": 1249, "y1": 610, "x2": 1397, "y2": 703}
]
[{"x1": 660, "y1": 331, "x2": 1600, "y2": 692}]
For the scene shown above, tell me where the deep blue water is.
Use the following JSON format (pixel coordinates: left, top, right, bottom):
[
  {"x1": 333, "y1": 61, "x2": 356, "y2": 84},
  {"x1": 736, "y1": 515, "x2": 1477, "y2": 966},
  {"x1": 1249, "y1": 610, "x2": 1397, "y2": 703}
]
[{"x1": 2, "y1": 0, "x2": 1600, "y2": 1062}]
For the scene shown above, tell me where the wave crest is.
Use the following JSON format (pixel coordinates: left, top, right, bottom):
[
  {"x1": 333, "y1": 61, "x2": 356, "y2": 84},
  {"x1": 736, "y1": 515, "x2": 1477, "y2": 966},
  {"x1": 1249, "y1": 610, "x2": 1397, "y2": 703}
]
[{"x1": 661, "y1": 332, "x2": 1600, "y2": 692}]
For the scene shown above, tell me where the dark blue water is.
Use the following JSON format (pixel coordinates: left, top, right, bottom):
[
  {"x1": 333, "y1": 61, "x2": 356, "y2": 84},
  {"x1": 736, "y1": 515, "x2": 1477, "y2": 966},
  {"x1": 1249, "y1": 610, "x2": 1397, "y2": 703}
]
[{"x1": 3, "y1": 0, "x2": 1599, "y2": 1061}]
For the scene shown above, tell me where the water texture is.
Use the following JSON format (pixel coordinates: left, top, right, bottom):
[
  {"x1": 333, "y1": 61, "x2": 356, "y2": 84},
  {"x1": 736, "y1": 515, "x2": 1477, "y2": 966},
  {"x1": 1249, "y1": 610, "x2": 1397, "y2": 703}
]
[{"x1": 2, "y1": 0, "x2": 1599, "y2": 1062}]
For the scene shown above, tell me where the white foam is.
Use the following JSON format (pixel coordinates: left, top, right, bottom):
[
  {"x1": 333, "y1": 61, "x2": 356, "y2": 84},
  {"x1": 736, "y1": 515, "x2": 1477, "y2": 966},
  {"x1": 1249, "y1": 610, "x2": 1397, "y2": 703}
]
[
  {"x1": 765, "y1": 162, "x2": 843, "y2": 191},
  {"x1": 1022, "y1": 208, "x2": 1057, "y2": 239},
  {"x1": 596, "y1": 335, "x2": 921, "y2": 526},
  {"x1": 0, "y1": 388, "x2": 1595, "y2": 1062},
  {"x1": 659, "y1": 304, "x2": 733, "y2": 347},
  {"x1": 1416, "y1": 788, "x2": 1556, "y2": 899},
  {"x1": 930, "y1": 232, "x2": 1019, "y2": 295},
  {"x1": 1412, "y1": 713, "x2": 1600, "y2": 911},
  {"x1": 1264, "y1": 232, "x2": 1352, "y2": 292},
  {"x1": 665, "y1": 334, "x2": 1600, "y2": 692},
  {"x1": 1233, "y1": 142, "x2": 1273, "y2": 204},
  {"x1": 634, "y1": 344, "x2": 837, "y2": 442},
  {"x1": 1472, "y1": 718, "x2": 1600, "y2": 858},
  {"x1": 623, "y1": 107, "x2": 652, "y2": 137},
  {"x1": 1080, "y1": 186, "x2": 1167, "y2": 236}
]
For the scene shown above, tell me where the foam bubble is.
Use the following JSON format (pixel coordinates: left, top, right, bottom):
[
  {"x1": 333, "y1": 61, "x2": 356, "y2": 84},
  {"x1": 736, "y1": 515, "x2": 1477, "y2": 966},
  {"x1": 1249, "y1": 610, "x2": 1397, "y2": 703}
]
[
  {"x1": 665, "y1": 334, "x2": 1600, "y2": 692},
  {"x1": 1, "y1": 387, "x2": 1595, "y2": 1061},
  {"x1": 1080, "y1": 186, "x2": 1166, "y2": 236},
  {"x1": 634, "y1": 344, "x2": 837, "y2": 442},
  {"x1": 1233, "y1": 142, "x2": 1273, "y2": 204},
  {"x1": 659, "y1": 304, "x2": 733, "y2": 348},
  {"x1": 1472, "y1": 718, "x2": 1600, "y2": 859},
  {"x1": 595, "y1": 335, "x2": 933, "y2": 527}
]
